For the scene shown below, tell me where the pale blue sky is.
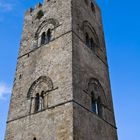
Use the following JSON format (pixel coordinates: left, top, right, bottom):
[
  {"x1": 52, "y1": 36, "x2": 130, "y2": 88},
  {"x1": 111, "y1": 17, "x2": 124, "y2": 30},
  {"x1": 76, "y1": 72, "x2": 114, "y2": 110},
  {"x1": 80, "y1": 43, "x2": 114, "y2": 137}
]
[{"x1": 0, "y1": 0, "x2": 140, "y2": 139}]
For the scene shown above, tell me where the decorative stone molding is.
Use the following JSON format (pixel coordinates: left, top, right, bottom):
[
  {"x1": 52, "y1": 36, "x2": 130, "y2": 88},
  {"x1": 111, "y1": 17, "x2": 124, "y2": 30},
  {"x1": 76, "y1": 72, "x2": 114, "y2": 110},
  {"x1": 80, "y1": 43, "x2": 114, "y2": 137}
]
[
  {"x1": 87, "y1": 78, "x2": 107, "y2": 106},
  {"x1": 35, "y1": 18, "x2": 59, "y2": 39},
  {"x1": 82, "y1": 20, "x2": 99, "y2": 46},
  {"x1": 27, "y1": 76, "x2": 53, "y2": 99}
]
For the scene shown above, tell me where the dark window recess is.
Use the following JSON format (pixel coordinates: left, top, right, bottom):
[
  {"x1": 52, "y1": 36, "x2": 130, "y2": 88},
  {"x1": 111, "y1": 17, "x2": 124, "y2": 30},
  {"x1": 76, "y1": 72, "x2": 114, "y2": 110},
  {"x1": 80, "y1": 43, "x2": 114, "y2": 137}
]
[
  {"x1": 33, "y1": 137, "x2": 37, "y2": 140},
  {"x1": 35, "y1": 93, "x2": 40, "y2": 112},
  {"x1": 19, "y1": 74, "x2": 22, "y2": 79},
  {"x1": 85, "y1": 33, "x2": 96, "y2": 51},
  {"x1": 91, "y1": 2, "x2": 95, "y2": 13},
  {"x1": 91, "y1": 92, "x2": 102, "y2": 117},
  {"x1": 34, "y1": 92, "x2": 45, "y2": 113},
  {"x1": 90, "y1": 38, "x2": 96, "y2": 50},
  {"x1": 86, "y1": 33, "x2": 90, "y2": 48},
  {"x1": 40, "y1": 91, "x2": 45, "y2": 110},
  {"x1": 97, "y1": 98, "x2": 102, "y2": 117},
  {"x1": 41, "y1": 32, "x2": 46, "y2": 45},
  {"x1": 46, "y1": 29, "x2": 51, "y2": 43},
  {"x1": 90, "y1": 38, "x2": 93, "y2": 48}
]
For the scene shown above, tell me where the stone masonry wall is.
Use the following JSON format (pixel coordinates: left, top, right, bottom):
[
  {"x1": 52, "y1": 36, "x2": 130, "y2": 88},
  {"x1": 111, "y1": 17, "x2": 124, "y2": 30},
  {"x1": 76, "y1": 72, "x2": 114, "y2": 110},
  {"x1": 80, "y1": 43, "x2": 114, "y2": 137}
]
[
  {"x1": 5, "y1": 103, "x2": 73, "y2": 140},
  {"x1": 5, "y1": 0, "x2": 74, "y2": 139}
]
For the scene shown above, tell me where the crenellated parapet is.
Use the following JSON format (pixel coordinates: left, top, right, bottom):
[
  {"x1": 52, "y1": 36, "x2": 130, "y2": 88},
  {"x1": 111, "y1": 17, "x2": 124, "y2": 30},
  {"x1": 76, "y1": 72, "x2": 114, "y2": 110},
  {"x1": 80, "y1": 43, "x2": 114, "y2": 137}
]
[{"x1": 25, "y1": 2, "x2": 43, "y2": 15}]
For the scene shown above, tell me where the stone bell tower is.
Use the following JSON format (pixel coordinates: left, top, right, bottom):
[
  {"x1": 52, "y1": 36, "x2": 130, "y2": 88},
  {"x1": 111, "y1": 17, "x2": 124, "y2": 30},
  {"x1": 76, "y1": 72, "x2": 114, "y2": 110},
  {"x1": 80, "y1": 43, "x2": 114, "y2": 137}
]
[{"x1": 5, "y1": 0, "x2": 118, "y2": 140}]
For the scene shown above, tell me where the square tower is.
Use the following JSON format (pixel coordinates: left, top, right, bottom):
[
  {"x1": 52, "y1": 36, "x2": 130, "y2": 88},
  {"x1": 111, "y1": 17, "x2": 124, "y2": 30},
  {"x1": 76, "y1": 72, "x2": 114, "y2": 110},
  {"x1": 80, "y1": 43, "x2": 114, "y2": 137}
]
[{"x1": 5, "y1": 0, "x2": 118, "y2": 140}]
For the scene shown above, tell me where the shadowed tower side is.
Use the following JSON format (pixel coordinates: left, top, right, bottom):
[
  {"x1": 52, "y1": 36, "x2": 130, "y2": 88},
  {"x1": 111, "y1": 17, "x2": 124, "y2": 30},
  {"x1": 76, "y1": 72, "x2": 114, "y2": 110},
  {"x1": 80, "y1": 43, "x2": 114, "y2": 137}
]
[{"x1": 72, "y1": 0, "x2": 118, "y2": 139}]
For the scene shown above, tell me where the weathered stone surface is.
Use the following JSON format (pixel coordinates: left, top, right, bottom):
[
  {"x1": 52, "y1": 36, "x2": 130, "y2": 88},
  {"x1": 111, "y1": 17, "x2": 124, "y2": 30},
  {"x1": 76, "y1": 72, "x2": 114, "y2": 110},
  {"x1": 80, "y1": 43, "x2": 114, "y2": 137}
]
[
  {"x1": 5, "y1": 103, "x2": 73, "y2": 140},
  {"x1": 5, "y1": 0, "x2": 118, "y2": 140}
]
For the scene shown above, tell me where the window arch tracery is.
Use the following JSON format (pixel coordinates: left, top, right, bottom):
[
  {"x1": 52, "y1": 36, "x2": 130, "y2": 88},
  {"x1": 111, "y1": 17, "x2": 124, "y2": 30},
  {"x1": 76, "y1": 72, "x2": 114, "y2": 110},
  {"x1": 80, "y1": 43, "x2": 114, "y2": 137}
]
[
  {"x1": 82, "y1": 21, "x2": 99, "y2": 52},
  {"x1": 88, "y1": 78, "x2": 107, "y2": 117},
  {"x1": 33, "y1": 18, "x2": 59, "y2": 48}
]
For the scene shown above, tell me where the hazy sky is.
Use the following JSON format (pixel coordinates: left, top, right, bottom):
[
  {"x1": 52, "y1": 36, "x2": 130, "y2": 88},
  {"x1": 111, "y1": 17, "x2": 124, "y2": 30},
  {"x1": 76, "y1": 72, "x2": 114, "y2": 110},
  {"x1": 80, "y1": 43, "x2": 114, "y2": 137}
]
[{"x1": 0, "y1": 0, "x2": 140, "y2": 139}]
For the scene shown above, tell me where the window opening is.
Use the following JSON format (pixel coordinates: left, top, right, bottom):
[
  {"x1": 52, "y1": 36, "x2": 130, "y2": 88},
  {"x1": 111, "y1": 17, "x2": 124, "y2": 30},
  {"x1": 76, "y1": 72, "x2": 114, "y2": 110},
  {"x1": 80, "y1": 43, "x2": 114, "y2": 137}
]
[
  {"x1": 86, "y1": 33, "x2": 90, "y2": 48},
  {"x1": 46, "y1": 29, "x2": 51, "y2": 43},
  {"x1": 41, "y1": 32, "x2": 46, "y2": 45},
  {"x1": 35, "y1": 93, "x2": 40, "y2": 112}
]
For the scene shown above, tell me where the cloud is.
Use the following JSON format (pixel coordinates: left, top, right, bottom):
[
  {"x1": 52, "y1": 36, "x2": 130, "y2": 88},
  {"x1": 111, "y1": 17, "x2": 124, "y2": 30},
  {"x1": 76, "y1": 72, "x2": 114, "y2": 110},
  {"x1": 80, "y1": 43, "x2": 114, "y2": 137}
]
[
  {"x1": 0, "y1": 82, "x2": 11, "y2": 100},
  {"x1": 0, "y1": 1, "x2": 13, "y2": 12}
]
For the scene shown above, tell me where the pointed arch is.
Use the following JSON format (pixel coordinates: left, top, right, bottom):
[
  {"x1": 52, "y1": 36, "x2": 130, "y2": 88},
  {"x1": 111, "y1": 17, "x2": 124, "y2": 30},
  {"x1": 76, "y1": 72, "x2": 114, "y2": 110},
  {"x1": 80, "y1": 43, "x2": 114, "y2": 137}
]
[
  {"x1": 88, "y1": 78, "x2": 106, "y2": 116},
  {"x1": 88, "y1": 78, "x2": 108, "y2": 108},
  {"x1": 35, "y1": 18, "x2": 59, "y2": 39},
  {"x1": 82, "y1": 20, "x2": 100, "y2": 47}
]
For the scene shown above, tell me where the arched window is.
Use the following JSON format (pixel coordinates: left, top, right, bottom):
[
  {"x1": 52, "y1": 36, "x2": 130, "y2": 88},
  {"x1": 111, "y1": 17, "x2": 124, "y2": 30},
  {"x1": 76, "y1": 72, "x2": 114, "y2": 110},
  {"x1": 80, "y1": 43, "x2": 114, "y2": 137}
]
[
  {"x1": 83, "y1": 21, "x2": 100, "y2": 51},
  {"x1": 88, "y1": 78, "x2": 105, "y2": 117},
  {"x1": 41, "y1": 32, "x2": 46, "y2": 45},
  {"x1": 86, "y1": 33, "x2": 90, "y2": 48},
  {"x1": 35, "y1": 93, "x2": 40, "y2": 112},
  {"x1": 33, "y1": 137, "x2": 37, "y2": 140},
  {"x1": 40, "y1": 29, "x2": 51, "y2": 46},
  {"x1": 28, "y1": 76, "x2": 54, "y2": 113}
]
